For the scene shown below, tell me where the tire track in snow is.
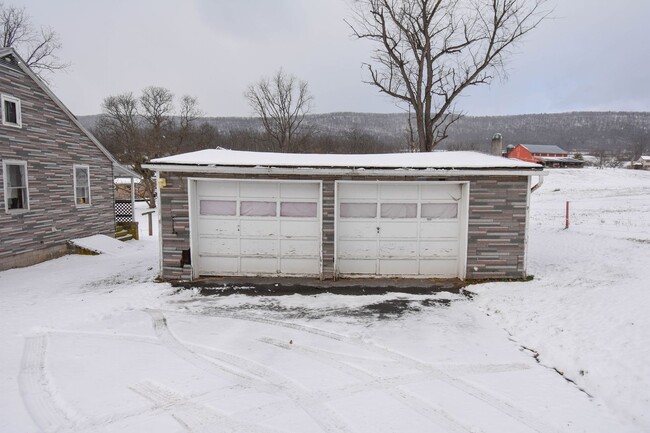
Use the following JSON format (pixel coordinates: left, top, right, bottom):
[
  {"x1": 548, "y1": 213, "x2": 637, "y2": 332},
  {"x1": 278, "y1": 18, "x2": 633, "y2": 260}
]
[
  {"x1": 27, "y1": 312, "x2": 546, "y2": 432},
  {"x1": 130, "y1": 380, "x2": 287, "y2": 433},
  {"x1": 364, "y1": 341, "x2": 561, "y2": 433},
  {"x1": 18, "y1": 334, "x2": 83, "y2": 433},
  {"x1": 33, "y1": 329, "x2": 346, "y2": 429},
  {"x1": 260, "y1": 337, "x2": 476, "y2": 433},
  {"x1": 202, "y1": 310, "x2": 562, "y2": 433},
  {"x1": 146, "y1": 309, "x2": 274, "y2": 389},
  {"x1": 147, "y1": 310, "x2": 354, "y2": 433},
  {"x1": 441, "y1": 362, "x2": 530, "y2": 375}
]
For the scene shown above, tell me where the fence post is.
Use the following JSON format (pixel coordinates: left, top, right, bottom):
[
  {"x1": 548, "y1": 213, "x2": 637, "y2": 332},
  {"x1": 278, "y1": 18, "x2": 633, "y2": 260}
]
[{"x1": 565, "y1": 201, "x2": 570, "y2": 229}]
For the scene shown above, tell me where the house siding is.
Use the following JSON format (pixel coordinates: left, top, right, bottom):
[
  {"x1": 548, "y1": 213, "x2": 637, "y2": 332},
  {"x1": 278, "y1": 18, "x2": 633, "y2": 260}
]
[
  {"x1": 0, "y1": 55, "x2": 115, "y2": 271},
  {"x1": 157, "y1": 171, "x2": 530, "y2": 281}
]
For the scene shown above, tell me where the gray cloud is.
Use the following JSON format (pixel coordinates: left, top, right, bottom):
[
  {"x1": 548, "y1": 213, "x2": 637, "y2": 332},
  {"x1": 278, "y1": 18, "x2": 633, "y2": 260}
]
[{"x1": 12, "y1": 0, "x2": 650, "y2": 116}]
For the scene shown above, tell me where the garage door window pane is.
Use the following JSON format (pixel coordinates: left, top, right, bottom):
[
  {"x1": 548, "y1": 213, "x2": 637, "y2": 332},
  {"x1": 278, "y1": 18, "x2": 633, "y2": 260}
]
[
  {"x1": 421, "y1": 203, "x2": 458, "y2": 219},
  {"x1": 241, "y1": 201, "x2": 276, "y2": 216},
  {"x1": 381, "y1": 203, "x2": 417, "y2": 218},
  {"x1": 200, "y1": 200, "x2": 236, "y2": 216},
  {"x1": 280, "y1": 202, "x2": 317, "y2": 217},
  {"x1": 340, "y1": 203, "x2": 376, "y2": 218}
]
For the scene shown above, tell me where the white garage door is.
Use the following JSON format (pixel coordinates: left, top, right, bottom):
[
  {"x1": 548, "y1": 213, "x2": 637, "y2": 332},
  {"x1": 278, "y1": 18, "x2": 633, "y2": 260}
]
[
  {"x1": 337, "y1": 182, "x2": 466, "y2": 277},
  {"x1": 194, "y1": 180, "x2": 321, "y2": 276}
]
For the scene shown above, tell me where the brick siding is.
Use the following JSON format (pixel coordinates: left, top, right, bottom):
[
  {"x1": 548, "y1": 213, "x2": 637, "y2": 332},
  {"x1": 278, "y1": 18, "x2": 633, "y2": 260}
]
[
  {"x1": 157, "y1": 171, "x2": 530, "y2": 281},
  {"x1": 0, "y1": 55, "x2": 115, "y2": 271}
]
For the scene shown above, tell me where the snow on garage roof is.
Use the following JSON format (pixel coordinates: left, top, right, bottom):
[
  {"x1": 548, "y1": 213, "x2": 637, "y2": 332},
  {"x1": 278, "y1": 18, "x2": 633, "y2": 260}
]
[{"x1": 148, "y1": 149, "x2": 542, "y2": 170}]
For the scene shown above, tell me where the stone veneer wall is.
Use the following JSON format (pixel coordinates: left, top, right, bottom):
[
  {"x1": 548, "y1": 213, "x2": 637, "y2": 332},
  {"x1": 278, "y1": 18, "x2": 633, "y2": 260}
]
[
  {"x1": 0, "y1": 55, "x2": 115, "y2": 271},
  {"x1": 465, "y1": 176, "x2": 529, "y2": 279},
  {"x1": 157, "y1": 171, "x2": 530, "y2": 281},
  {"x1": 159, "y1": 173, "x2": 192, "y2": 280}
]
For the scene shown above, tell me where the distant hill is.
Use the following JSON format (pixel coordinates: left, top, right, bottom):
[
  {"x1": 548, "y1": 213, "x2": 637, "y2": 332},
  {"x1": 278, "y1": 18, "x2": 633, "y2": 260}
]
[{"x1": 79, "y1": 111, "x2": 649, "y2": 154}]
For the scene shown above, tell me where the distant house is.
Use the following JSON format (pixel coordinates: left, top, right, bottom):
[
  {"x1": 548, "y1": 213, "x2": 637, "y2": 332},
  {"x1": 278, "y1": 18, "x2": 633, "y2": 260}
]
[
  {"x1": 632, "y1": 156, "x2": 650, "y2": 170},
  {"x1": 0, "y1": 47, "x2": 137, "y2": 271},
  {"x1": 505, "y1": 144, "x2": 584, "y2": 168},
  {"x1": 144, "y1": 149, "x2": 544, "y2": 282}
]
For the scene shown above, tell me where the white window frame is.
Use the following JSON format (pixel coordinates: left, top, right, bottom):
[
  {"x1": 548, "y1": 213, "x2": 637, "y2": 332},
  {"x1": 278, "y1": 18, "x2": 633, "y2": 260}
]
[
  {"x1": 73, "y1": 164, "x2": 91, "y2": 207},
  {"x1": 1, "y1": 94, "x2": 22, "y2": 128},
  {"x1": 2, "y1": 159, "x2": 30, "y2": 213}
]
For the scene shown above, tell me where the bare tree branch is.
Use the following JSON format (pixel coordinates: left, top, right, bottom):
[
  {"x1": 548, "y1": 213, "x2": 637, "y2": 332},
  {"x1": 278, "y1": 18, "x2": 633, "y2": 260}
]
[
  {"x1": 0, "y1": 3, "x2": 69, "y2": 79},
  {"x1": 349, "y1": 0, "x2": 548, "y2": 151},
  {"x1": 244, "y1": 69, "x2": 313, "y2": 152}
]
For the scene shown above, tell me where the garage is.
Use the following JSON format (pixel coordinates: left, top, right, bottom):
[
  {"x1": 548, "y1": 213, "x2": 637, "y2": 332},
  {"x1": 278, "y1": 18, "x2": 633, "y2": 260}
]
[
  {"x1": 336, "y1": 182, "x2": 468, "y2": 278},
  {"x1": 145, "y1": 148, "x2": 543, "y2": 281},
  {"x1": 193, "y1": 179, "x2": 321, "y2": 276}
]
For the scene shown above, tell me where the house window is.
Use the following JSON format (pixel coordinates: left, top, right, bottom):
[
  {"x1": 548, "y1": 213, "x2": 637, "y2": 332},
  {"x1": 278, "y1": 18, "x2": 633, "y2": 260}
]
[
  {"x1": 74, "y1": 165, "x2": 91, "y2": 206},
  {"x1": 3, "y1": 160, "x2": 29, "y2": 212},
  {"x1": 1, "y1": 94, "x2": 22, "y2": 127}
]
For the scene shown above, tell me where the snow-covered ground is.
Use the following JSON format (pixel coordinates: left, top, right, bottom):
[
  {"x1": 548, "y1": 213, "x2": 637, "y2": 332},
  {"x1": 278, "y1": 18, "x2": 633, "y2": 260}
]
[
  {"x1": 0, "y1": 169, "x2": 648, "y2": 433},
  {"x1": 473, "y1": 168, "x2": 650, "y2": 429}
]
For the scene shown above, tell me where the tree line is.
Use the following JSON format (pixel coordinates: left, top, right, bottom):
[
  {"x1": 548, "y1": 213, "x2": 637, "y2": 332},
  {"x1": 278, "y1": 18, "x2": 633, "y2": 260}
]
[{"x1": 91, "y1": 85, "x2": 388, "y2": 206}]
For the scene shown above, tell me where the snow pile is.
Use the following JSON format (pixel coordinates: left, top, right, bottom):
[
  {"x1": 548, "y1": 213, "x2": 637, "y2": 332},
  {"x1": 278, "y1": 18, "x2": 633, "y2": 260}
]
[
  {"x1": 473, "y1": 167, "x2": 650, "y2": 429},
  {"x1": 70, "y1": 234, "x2": 135, "y2": 255}
]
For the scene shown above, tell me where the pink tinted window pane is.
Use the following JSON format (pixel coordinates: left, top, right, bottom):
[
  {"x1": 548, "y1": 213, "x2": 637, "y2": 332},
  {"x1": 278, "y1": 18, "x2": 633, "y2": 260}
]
[
  {"x1": 380, "y1": 203, "x2": 417, "y2": 218},
  {"x1": 339, "y1": 203, "x2": 376, "y2": 218},
  {"x1": 200, "y1": 200, "x2": 236, "y2": 216},
  {"x1": 280, "y1": 202, "x2": 317, "y2": 217},
  {"x1": 421, "y1": 203, "x2": 458, "y2": 219},
  {"x1": 241, "y1": 201, "x2": 276, "y2": 216}
]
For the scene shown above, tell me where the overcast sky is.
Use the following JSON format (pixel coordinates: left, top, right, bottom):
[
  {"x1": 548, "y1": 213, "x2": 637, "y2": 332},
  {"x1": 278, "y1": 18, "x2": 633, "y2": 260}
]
[{"x1": 11, "y1": 0, "x2": 650, "y2": 117}]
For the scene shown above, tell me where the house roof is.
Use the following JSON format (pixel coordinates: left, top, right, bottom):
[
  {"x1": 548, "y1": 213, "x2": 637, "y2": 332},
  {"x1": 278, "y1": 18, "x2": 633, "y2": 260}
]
[
  {"x1": 0, "y1": 48, "x2": 138, "y2": 179},
  {"x1": 149, "y1": 148, "x2": 542, "y2": 171},
  {"x1": 639, "y1": 156, "x2": 650, "y2": 161},
  {"x1": 519, "y1": 144, "x2": 568, "y2": 154}
]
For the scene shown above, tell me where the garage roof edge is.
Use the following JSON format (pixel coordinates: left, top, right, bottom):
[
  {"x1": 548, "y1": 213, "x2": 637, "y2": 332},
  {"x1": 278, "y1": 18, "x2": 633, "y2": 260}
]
[
  {"x1": 148, "y1": 149, "x2": 542, "y2": 171},
  {"x1": 142, "y1": 163, "x2": 544, "y2": 177}
]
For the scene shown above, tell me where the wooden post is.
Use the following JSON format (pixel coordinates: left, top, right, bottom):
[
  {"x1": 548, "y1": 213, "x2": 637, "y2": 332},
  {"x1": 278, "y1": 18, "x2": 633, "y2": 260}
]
[
  {"x1": 130, "y1": 176, "x2": 136, "y2": 222},
  {"x1": 143, "y1": 210, "x2": 155, "y2": 236},
  {"x1": 565, "y1": 201, "x2": 570, "y2": 229}
]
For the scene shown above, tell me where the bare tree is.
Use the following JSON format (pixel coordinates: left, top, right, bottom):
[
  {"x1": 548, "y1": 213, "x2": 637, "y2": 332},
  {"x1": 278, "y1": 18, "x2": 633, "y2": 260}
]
[
  {"x1": 95, "y1": 89, "x2": 214, "y2": 208},
  {"x1": 140, "y1": 87, "x2": 173, "y2": 131},
  {"x1": 140, "y1": 86, "x2": 175, "y2": 158},
  {"x1": 0, "y1": 2, "x2": 68, "y2": 78},
  {"x1": 348, "y1": 0, "x2": 548, "y2": 152},
  {"x1": 178, "y1": 95, "x2": 202, "y2": 146},
  {"x1": 97, "y1": 93, "x2": 155, "y2": 208},
  {"x1": 99, "y1": 93, "x2": 139, "y2": 147},
  {"x1": 179, "y1": 95, "x2": 202, "y2": 130},
  {"x1": 245, "y1": 69, "x2": 313, "y2": 152}
]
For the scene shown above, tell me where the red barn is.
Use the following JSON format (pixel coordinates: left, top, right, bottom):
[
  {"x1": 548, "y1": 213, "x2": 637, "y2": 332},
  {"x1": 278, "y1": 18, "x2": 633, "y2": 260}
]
[{"x1": 506, "y1": 144, "x2": 583, "y2": 168}]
